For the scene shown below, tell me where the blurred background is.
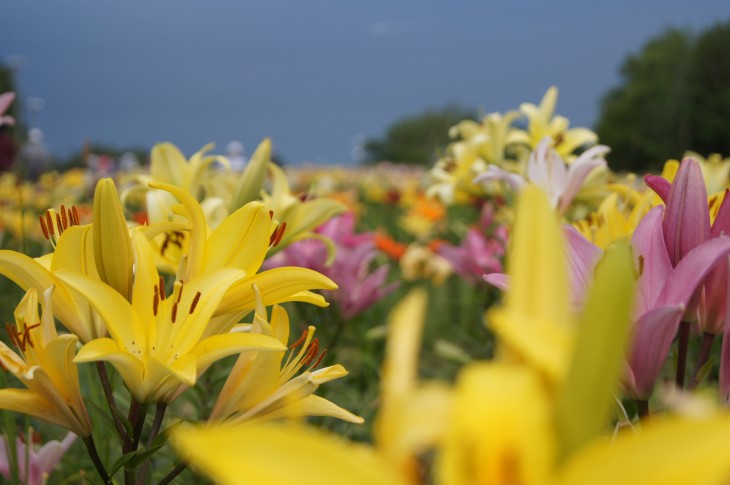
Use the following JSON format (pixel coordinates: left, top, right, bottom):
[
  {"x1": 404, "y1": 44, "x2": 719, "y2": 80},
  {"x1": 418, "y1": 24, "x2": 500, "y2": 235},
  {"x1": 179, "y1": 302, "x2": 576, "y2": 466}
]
[{"x1": 1, "y1": 0, "x2": 729, "y2": 170}]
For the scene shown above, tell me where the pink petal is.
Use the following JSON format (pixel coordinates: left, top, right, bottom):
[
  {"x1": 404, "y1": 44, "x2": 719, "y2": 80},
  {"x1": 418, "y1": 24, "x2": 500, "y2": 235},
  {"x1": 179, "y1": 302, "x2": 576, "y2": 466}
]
[
  {"x1": 484, "y1": 273, "x2": 509, "y2": 291},
  {"x1": 631, "y1": 206, "x2": 672, "y2": 314},
  {"x1": 662, "y1": 157, "x2": 711, "y2": 266},
  {"x1": 627, "y1": 305, "x2": 685, "y2": 399},
  {"x1": 657, "y1": 236, "x2": 730, "y2": 308},
  {"x1": 563, "y1": 225, "x2": 602, "y2": 306},
  {"x1": 645, "y1": 174, "x2": 671, "y2": 203}
]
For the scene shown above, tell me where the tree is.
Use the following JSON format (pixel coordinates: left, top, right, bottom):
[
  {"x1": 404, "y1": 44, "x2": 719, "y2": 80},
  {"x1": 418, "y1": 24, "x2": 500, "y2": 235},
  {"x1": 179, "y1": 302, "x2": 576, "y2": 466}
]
[
  {"x1": 595, "y1": 20, "x2": 730, "y2": 172},
  {"x1": 365, "y1": 104, "x2": 475, "y2": 165}
]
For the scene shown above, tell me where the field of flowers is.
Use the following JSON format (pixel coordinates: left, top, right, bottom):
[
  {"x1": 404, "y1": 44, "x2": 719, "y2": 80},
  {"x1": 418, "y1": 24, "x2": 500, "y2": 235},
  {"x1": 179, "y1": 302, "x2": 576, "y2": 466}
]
[{"x1": 2, "y1": 87, "x2": 730, "y2": 484}]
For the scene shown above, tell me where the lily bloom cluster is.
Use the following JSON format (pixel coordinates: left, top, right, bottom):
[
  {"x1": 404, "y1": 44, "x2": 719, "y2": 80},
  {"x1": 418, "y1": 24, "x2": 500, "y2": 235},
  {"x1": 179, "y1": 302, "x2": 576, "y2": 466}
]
[{"x1": 0, "y1": 168, "x2": 358, "y2": 483}]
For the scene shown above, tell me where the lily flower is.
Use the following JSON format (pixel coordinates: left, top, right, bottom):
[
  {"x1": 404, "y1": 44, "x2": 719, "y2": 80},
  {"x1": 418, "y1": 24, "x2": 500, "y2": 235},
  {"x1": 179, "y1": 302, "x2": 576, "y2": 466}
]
[
  {"x1": 210, "y1": 286, "x2": 362, "y2": 424},
  {"x1": 0, "y1": 288, "x2": 92, "y2": 436},
  {"x1": 510, "y1": 85, "x2": 599, "y2": 160},
  {"x1": 56, "y1": 230, "x2": 286, "y2": 404},
  {"x1": 265, "y1": 212, "x2": 399, "y2": 318},
  {"x1": 262, "y1": 163, "x2": 347, "y2": 252},
  {"x1": 474, "y1": 136, "x2": 608, "y2": 215},
  {"x1": 0, "y1": 432, "x2": 77, "y2": 485},
  {"x1": 148, "y1": 182, "x2": 338, "y2": 321},
  {"x1": 0, "y1": 181, "x2": 180, "y2": 342}
]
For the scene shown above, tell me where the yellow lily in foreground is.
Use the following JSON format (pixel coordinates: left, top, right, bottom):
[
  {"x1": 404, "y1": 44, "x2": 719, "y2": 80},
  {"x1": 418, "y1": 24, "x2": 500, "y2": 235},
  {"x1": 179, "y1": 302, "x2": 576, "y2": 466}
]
[
  {"x1": 210, "y1": 286, "x2": 362, "y2": 424},
  {"x1": 0, "y1": 288, "x2": 92, "y2": 436},
  {"x1": 55, "y1": 230, "x2": 285, "y2": 403}
]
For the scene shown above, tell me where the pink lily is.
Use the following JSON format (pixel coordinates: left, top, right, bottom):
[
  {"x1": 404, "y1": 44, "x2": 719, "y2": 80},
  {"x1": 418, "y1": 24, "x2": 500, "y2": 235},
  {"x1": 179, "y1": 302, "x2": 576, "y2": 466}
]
[
  {"x1": 0, "y1": 92, "x2": 15, "y2": 127},
  {"x1": 437, "y1": 204, "x2": 507, "y2": 284},
  {"x1": 0, "y1": 432, "x2": 76, "y2": 485},
  {"x1": 626, "y1": 206, "x2": 730, "y2": 398},
  {"x1": 265, "y1": 212, "x2": 398, "y2": 319},
  {"x1": 485, "y1": 206, "x2": 730, "y2": 400}
]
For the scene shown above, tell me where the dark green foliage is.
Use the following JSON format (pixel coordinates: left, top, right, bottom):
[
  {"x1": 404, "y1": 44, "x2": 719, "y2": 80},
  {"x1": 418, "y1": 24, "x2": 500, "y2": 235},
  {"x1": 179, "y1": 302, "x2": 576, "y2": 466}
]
[
  {"x1": 596, "y1": 20, "x2": 730, "y2": 172},
  {"x1": 364, "y1": 104, "x2": 476, "y2": 165}
]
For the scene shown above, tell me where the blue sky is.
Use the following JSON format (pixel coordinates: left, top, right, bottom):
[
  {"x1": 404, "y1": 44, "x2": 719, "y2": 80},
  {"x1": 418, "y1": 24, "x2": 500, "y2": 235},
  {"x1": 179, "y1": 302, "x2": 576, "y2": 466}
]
[{"x1": 2, "y1": 1, "x2": 729, "y2": 164}]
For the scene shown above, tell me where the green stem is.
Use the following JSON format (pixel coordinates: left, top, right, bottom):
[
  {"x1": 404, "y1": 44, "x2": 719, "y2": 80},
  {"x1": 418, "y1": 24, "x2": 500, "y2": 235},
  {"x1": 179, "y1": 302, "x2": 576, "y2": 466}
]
[
  {"x1": 158, "y1": 462, "x2": 188, "y2": 485},
  {"x1": 635, "y1": 399, "x2": 650, "y2": 419},
  {"x1": 83, "y1": 435, "x2": 111, "y2": 484},
  {"x1": 690, "y1": 332, "x2": 716, "y2": 389},
  {"x1": 96, "y1": 362, "x2": 131, "y2": 447},
  {"x1": 135, "y1": 402, "x2": 167, "y2": 485},
  {"x1": 675, "y1": 321, "x2": 691, "y2": 389}
]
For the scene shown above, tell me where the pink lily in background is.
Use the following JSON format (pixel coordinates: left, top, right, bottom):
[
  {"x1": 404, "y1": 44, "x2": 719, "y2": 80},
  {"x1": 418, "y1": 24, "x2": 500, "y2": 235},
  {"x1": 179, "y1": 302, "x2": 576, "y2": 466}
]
[
  {"x1": 626, "y1": 206, "x2": 730, "y2": 399},
  {"x1": 265, "y1": 212, "x2": 398, "y2": 319},
  {"x1": 484, "y1": 224, "x2": 602, "y2": 309},
  {"x1": 0, "y1": 432, "x2": 76, "y2": 485},
  {"x1": 0, "y1": 92, "x2": 15, "y2": 126},
  {"x1": 473, "y1": 136, "x2": 608, "y2": 214},
  {"x1": 645, "y1": 157, "x2": 730, "y2": 397},
  {"x1": 437, "y1": 203, "x2": 507, "y2": 284},
  {"x1": 484, "y1": 204, "x2": 730, "y2": 401}
]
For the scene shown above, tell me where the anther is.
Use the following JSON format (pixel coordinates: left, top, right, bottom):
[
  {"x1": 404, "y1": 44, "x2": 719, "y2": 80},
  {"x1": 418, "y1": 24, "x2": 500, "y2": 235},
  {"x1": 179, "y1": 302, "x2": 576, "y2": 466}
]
[
  {"x1": 45, "y1": 212, "x2": 54, "y2": 236},
  {"x1": 39, "y1": 216, "x2": 50, "y2": 240},
  {"x1": 171, "y1": 303, "x2": 178, "y2": 323},
  {"x1": 312, "y1": 348, "x2": 327, "y2": 368},
  {"x1": 71, "y1": 205, "x2": 80, "y2": 225},
  {"x1": 158, "y1": 276, "x2": 166, "y2": 300},
  {"x1": 21, "y1": 323, "x2": 41, "y2": 349},
  {"x1": 61, "y1": 204, "x2": 68, "y2": 229},
  {"x1": 55, "y1": 213, "x2": 64, "y2": 236},
  {"x1": 268, "y1": 210, "x2": 274, "y2": 219},
  {"x1": 189, "y1": 292, "x2": 201, "y2": 313},
  {"x1": 290, "y1": 329, "x2": 308, "y2": 349}
]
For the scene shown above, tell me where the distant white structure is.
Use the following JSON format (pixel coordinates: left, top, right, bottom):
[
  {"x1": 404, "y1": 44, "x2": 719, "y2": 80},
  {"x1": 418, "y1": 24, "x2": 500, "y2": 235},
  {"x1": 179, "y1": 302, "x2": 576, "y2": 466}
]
[{"x1": 227, "y1": 140, "x2": 247, "y2": 171}]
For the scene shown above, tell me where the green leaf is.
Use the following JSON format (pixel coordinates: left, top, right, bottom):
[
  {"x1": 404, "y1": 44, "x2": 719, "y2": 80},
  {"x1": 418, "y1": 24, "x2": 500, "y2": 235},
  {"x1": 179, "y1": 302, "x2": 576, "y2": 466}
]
[{"x1": 555, "y1": 241, "x2": 636, "y2": 458}]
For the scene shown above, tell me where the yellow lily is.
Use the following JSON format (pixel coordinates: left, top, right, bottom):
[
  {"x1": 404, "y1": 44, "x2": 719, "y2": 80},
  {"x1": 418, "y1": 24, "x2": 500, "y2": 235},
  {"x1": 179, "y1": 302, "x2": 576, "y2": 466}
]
[
  {"x1": 0, "y1": 181, "x2": 181, "y2": 342},
  {"x1": 93, "y1": 178, "x2": 134, "y2": 299},
  {"x1": 262, "y1": 163, "x2": 347, "y2": 252},
  {"x1": 374, "y1": 288, "x2": 451, "y2": 481},
  {"x1": 55, "y1": 230, "x2": 286, "y2": 403},
  {"x1": 123, "y1": 142, "x2": 230, "y2": 228},
  {"x1": 210, "y1": 286, "x2": 362, "y2": 424},
  {"x1": 148, "y1": 182, "x2": 338, "y2": 321},
  {"x1": 511, "y1": 86, "x2": 598, "y2": 160},
  {"x1": 0, "y1": 288, "x2": 92, "y2": 436},
  {"x1": 171, "y1": 421, "x2": 409, "y2": 485}
]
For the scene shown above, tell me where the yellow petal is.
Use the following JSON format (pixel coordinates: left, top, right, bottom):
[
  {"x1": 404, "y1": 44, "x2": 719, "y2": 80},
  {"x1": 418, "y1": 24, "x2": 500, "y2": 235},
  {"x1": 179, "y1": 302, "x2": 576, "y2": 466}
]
[
  {"x1": 93, "y1": 178, "x2": 134, "y2": 299},
  {"x1": 204, "y1": 201, "x2": 270, "y2": 275},
  {"x1": 56, "y1": 270, "x2": 146, "y2": 352},
  {"x1": 556, "y1": 417, "x2": 730, "y2": 485},
  {"x1": 217, "y1": 268, "x2": 337, "y2": 315},
  {"x1": 488, "y1": 185, "x2": 572, "y2": 382},
  {"x1": 0, "y1": 251, "x2": 92, "y2": 341},
  {"x1": 171, "y1": 422, "x2": 409, "y2": 485},
  {"x1": 437, "y1": 363, "x2": 555, "y2": 485},
  {"x1": 261, "y1": 394, "x2": 364, "y2": 424},
  {"x1": 0, "y1": 389, "x2": 85, "y2": 434},
  {"x1": 151, "y1": 142, "x2": 188, "y2": 187},
  {"x1": 75, "y1": 338, "x2": 146, "y2": 402},
  {"x1": 188, "y1": 332, "x2": 286, "y2": 371}
]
